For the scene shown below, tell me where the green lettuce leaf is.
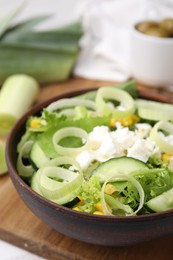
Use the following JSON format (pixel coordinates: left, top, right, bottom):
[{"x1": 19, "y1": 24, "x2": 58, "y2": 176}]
[
  {"x1": 36, "y1": 115, "x2": 111, "y2": 158},
  {"x1": 131, "y1": 168, "x2": 173, "y2": 202},
  {"x1": 76, "y1": 176, "x2": 101, "y2": 213}
]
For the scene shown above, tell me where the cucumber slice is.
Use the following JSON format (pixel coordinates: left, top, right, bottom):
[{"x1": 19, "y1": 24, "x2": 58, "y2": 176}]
[
  {"x1": 30, "y1": 141, "x2": 50, "y2": 168},
  {"x1": 146, "y1": 188, "x2": 173, "y2": 212},
  {"x1": 0, "y1": 141, "x2": 8, "y2": 175},
  {"x1": 92, "y1": 157, "x2": 148, "y2": 182}
]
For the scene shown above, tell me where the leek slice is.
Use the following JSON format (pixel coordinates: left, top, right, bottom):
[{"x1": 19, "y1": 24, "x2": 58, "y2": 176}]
[
  {"x1": 17, "y1": 141, "x2": 35, "y2": 177},
  {"x1": 0, "y1": 74, "x2": 39, "y2": 135},
  {"x1": 136, "y1": 99, "x2": 173, "y2": 121},
  {"x1": 0, "y1": 140, "x2": 7, "y2": 175},
  {"x1": 58, "y1": 108, "x2": 75, "y2": 117},
  {"x1": 95, "y1": 87, "x2": 135, "y2": 119},
  {"x1": 53, "y1": 127, "x2": 88, "y2": 156},
  {"x1": 101, "y1": 175, "x2": 144, "y2": 216},
  {"x1": 46, "y1": 98, "x2": 96, "y2": 113},
  {"x1": 150, "y1": 121, "x2": 173, "y2": 153},
  {"x1": 31, "y1": 156, "x2": 83, "y2": 205},
  {"x1": 77, "y1": 80, "x2": 137, "y2": 101}
]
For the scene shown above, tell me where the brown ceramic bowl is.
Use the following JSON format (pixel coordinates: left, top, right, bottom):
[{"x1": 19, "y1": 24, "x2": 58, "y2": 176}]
[{"x1": 6, "y1": 88, "x2": 173, "y2": 246}]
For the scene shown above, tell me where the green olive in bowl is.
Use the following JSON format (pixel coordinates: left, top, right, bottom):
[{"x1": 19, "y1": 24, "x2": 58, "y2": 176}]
[
  {"x1": 136, "y1": 18, "x2": 173, "y2": 38},
  {"x1": 136, "y1": 21, "x2": 159, "y2": 34},
  {"x1": 160, "y1": 18, "x2": 173, "y2": 36},
  {"x1": 144, "y1": 27, "x2": 170, "y2": 38}
]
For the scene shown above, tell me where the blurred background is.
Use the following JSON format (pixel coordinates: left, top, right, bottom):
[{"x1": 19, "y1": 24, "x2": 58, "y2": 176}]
[
  {"x1": 0, "y1": 0, "x2": 81, "y2": 28},
  {"x1": 0, "y1": 0, "x2": 173, "y2": 86},
  {"x1": 0, "y1": 0, "x2": 173, "y2": 85}
]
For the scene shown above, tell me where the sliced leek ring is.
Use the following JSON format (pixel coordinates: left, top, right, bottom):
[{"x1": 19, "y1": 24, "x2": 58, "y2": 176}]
[
  {"x1": 150, "y1": 121, "x2": 173, "y2": 153},
  {"x1": 46, "y1": 98, "x2": 96, "y2": 112},
  {"x1": 53, "y1": 127, "x2": 88, "y2": 156},
  {"x1": 31, "y1": 156, "x2": 83, "y2": 205},
  {"x1": 95, "y1": 87, "x2": 135, "y2": 119},
  {"x1": 101, "y1": 174, "x2": 144, "y2": 216},
  {"x1": 17, "y1": 141, "x2": 35, "y2": 177},
  {"x1": 136, "y1": 99, "x2": 173, "y2": 121}
]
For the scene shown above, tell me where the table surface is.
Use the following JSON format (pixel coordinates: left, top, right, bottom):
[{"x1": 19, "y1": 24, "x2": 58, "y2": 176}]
[{"x1": 1, "y1": 77, "x2": 173, "y2": 260}]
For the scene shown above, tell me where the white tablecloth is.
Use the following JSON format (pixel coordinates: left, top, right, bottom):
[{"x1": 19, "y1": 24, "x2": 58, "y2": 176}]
[{"x1": 0, "y1": 240, "x2": 44, "y2": 260}]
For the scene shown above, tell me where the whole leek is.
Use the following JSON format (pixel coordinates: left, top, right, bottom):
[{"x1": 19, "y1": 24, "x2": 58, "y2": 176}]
[
  {"x1": 0, "y1": 74, "x2": 39, "y2": 135},
  {"x1": 0, "y1": 9, "x2": 83, "y2": 85},
  {"x1": 0, "y1": 74, "x2": 39, "y2": 175}
]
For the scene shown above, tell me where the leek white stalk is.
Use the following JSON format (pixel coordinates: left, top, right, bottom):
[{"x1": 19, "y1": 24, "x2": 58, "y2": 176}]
[{"x1": 0, "y1": 74, "x2": 39, "y2": 135}]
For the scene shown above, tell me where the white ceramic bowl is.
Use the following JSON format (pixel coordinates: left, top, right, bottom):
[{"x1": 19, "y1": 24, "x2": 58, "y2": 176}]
[{"x1": 130, "y1": 22, "x2": 173, "y2": 87}]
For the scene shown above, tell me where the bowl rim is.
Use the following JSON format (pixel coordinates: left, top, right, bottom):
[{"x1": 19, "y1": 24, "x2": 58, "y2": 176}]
[{"x1": 6, "y1": 86, "x2": 173, "y2": 222}]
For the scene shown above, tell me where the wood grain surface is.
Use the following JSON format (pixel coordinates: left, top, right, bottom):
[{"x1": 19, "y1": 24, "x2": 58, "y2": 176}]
[{"x1": 1, "y1": 77, "x2": 173, "y2": 260}]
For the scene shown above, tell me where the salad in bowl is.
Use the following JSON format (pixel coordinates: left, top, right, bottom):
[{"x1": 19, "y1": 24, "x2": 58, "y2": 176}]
[{"x1": 16, "y1": 81, "x2": 173, "y2": 217}]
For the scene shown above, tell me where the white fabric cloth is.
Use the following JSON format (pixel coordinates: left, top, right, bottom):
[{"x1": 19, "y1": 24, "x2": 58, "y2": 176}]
[
  {"x1": 0, "y1": 240, "x2": 44, "y2": 260},
  {"x1": 74, "y1": 0, "x2": 173, "y2": 82}
]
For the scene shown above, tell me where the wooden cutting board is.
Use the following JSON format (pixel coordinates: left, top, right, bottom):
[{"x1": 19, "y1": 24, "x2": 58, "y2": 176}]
[{"x1": 1, "y1": 77, "x2": 173, "y2": 260}]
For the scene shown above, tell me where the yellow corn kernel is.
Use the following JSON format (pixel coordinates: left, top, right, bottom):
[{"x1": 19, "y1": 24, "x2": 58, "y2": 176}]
[
  {"x1": 124, "y1": 149, "x2": 128, "y2": 155},
  {"x1": 96, "y1": 201, "x2": 103, "y2": 212},
  {"x1": 30, "y1": 119, "x2": 42, "y2": 129},
  {"x1": 76, "y1": 197, "x2": 84, "y2": 206},
  {"x1": 121, "y1": 117, "x2": 133, "y2": 127},
  {"x1": 104, "y1": 183, "x2": 117, "y2": 195},
  {"x1": 131, "y1": 114, "x2": 140, "y2": 123},
  {"x1": 162, "y1": 153, "x2": 173, "y2": 163},
  {"x1": 109, "y1": 118, "x2": 118, "y2": 127},
  {"x1": 73, "y1": 207, "x2": 82, "y2": 212},
  {"x1": 93, "y1": 211, "x2": 104, "y2": 215}
]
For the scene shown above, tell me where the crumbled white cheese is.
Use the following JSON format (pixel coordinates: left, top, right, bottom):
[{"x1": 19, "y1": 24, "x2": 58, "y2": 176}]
[
  {"x1": 75, "y1": 150, "x2": 94, "y2": 171},
  {"x1": 88, "y1": 126, "x2": 116, "y2": 162},
  {"x1": 135, "y1": 123, "x2": 152, "y2": 138},
  {"x1": 111, "y1": 127, "x2": 136, "y2": 154},
  {"x1": 115, "y1": 121, "x2": 123, "y2": 129},
  {"x1": 127, "y1": 138, "x2": 156, "y2": 163},
  {"x1": 75, "y1": 123, "x2": 161, "y2": 170}
]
